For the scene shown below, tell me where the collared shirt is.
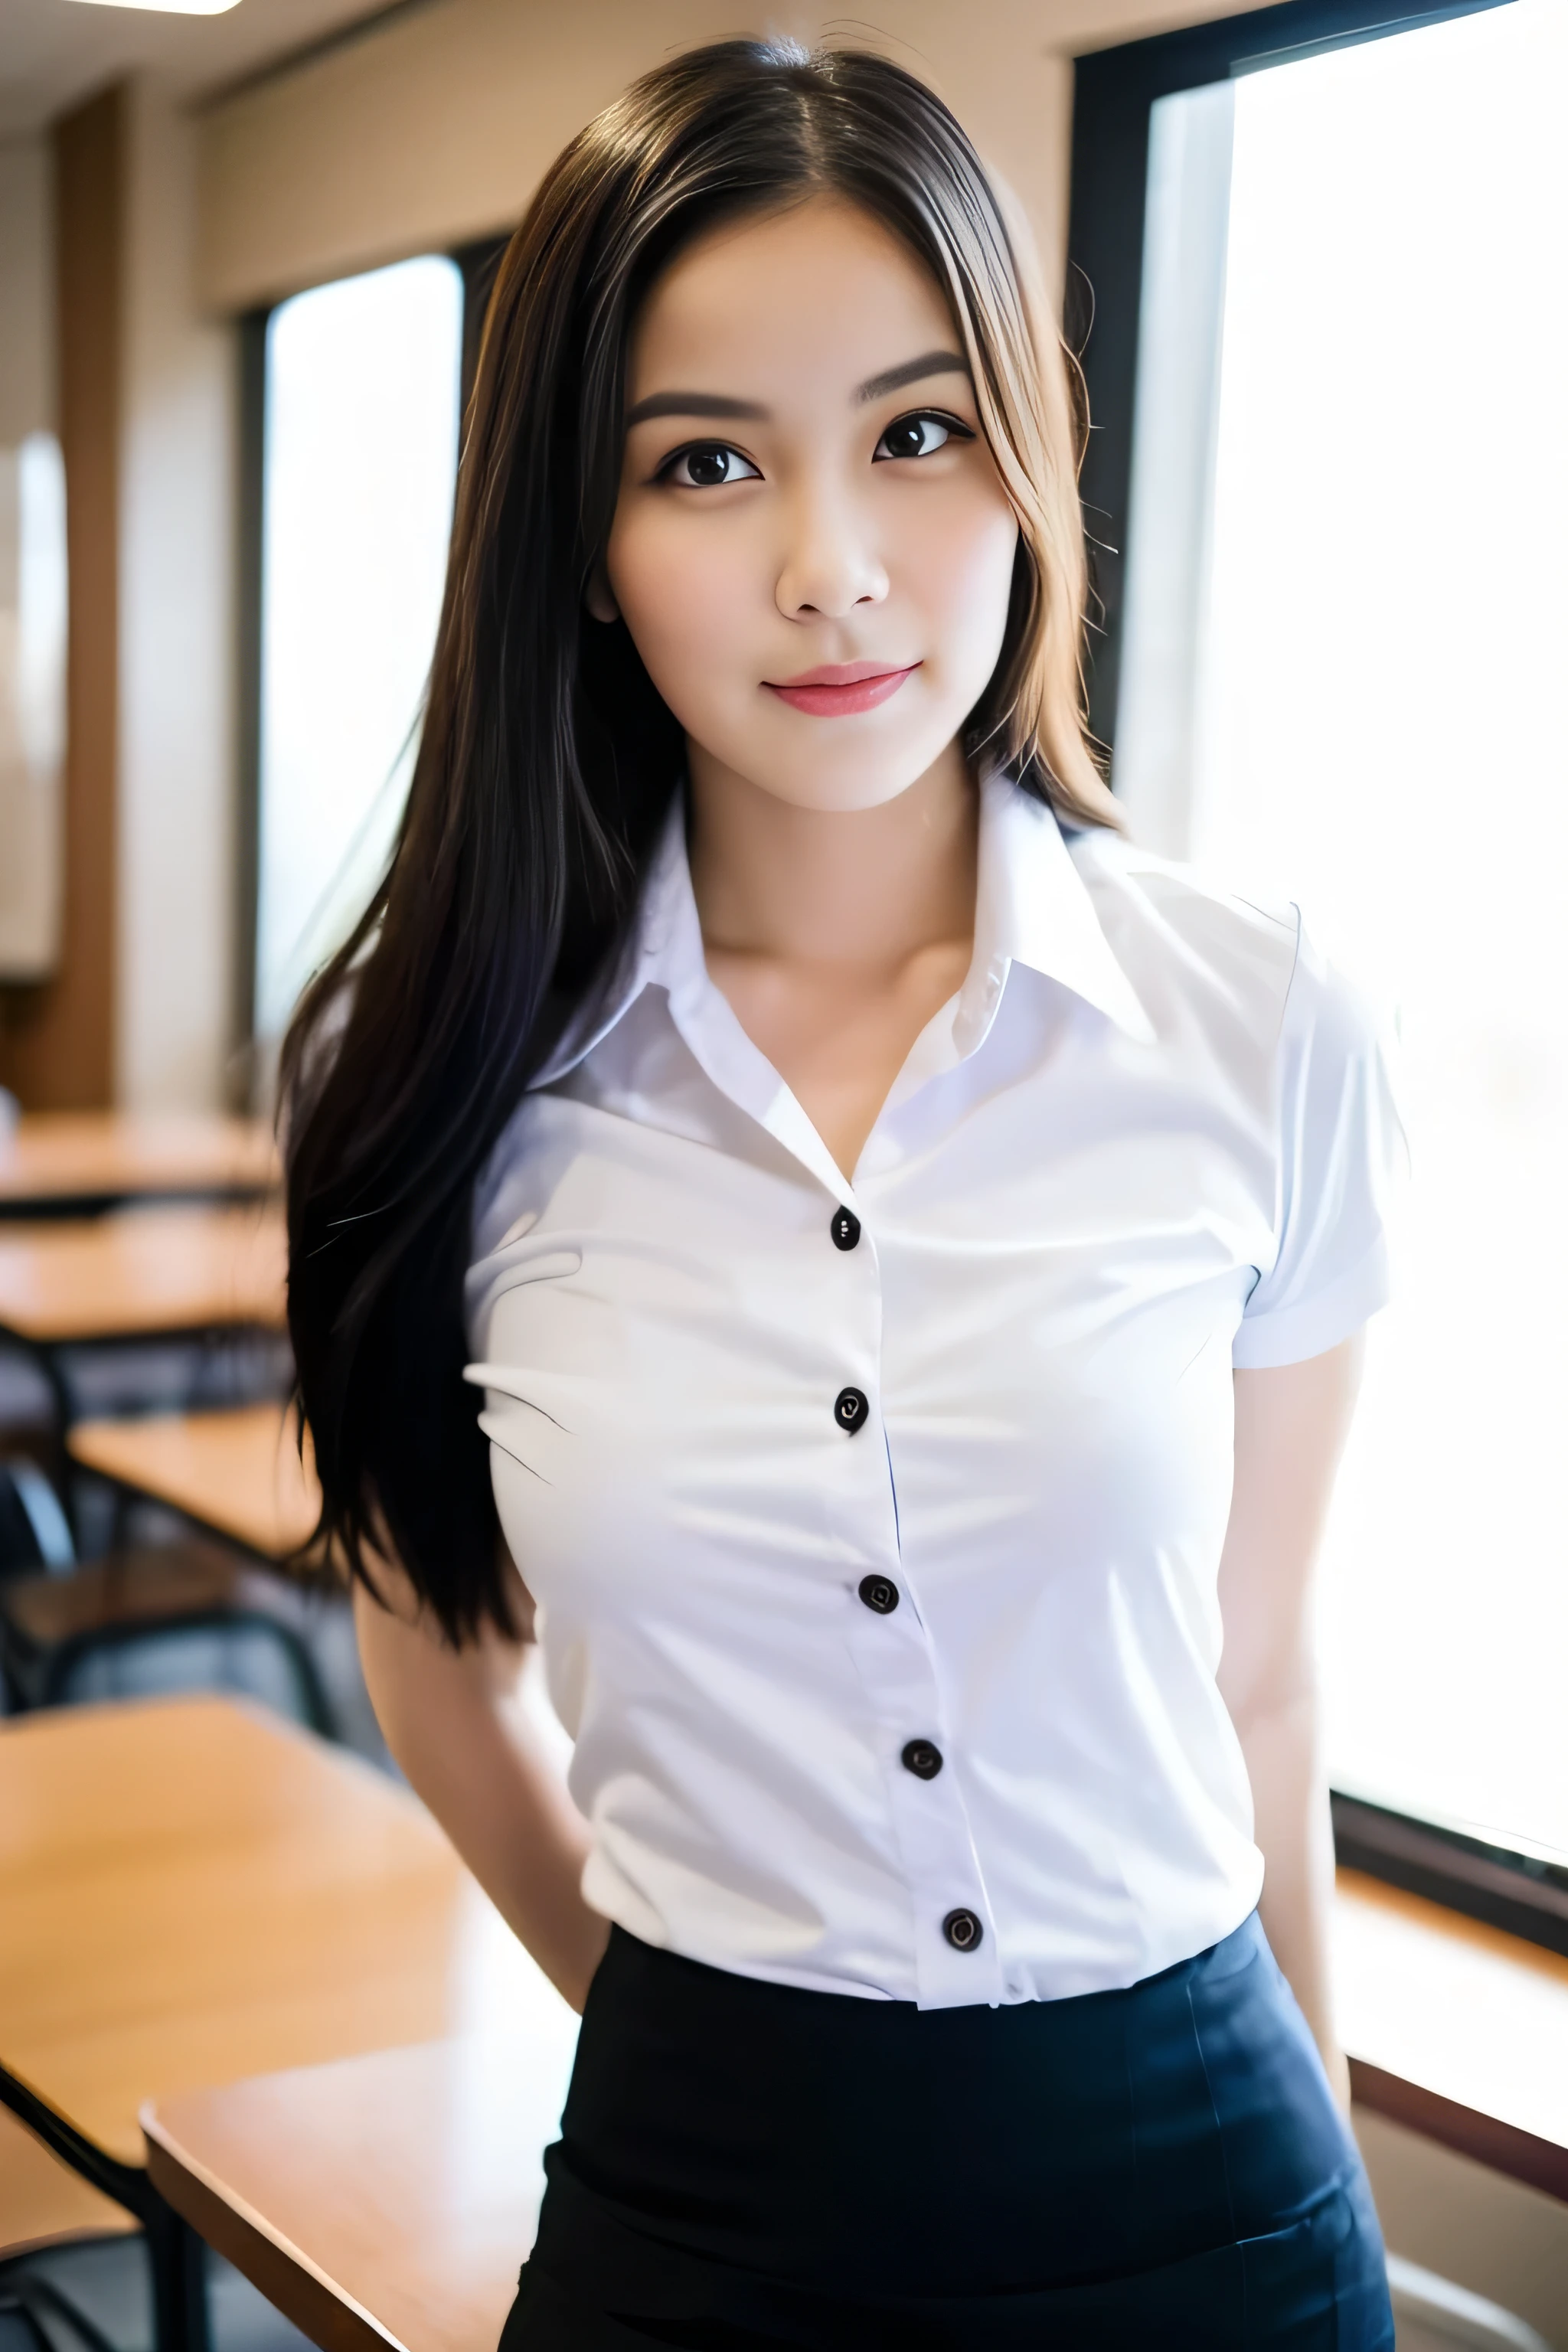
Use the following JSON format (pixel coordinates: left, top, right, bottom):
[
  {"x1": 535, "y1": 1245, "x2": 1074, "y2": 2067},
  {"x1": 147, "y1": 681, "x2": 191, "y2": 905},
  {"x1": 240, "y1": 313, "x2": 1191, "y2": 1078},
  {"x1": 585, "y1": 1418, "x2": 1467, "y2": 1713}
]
[{"x1": 466, "y1": 774, "x2": 1401, "y2": 2008}]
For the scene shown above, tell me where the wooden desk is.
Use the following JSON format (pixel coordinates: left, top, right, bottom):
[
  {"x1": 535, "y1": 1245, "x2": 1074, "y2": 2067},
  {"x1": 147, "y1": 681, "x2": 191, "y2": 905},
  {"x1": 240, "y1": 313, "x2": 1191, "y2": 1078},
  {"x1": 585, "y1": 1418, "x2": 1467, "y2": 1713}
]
[
  {"x1": 1, "y1": 1542, "x2": 245, "y2": 1653},
  {"x1": 137, "y1": 1875, "x2": 1568, "y2": 2352},
  {"x1": 0, "y1": 1207, "x2": 287, "y2": 1447},
  {"x1": 70, "y1": 1406, "x2": 322, "y2": 1563},
  {"x1": 0, "y1": 1205, "x2": 286, "y2": 1348},
  {"x1": 0, "y1": 1696, "x2": 567, "y2": 2350},
  {"x1": 0, "y1": 1113, "x2": 279, "y2": 1220},
  {"x1": 1, "y1": 2103, "x2": 136, "y2": 2260},
  {"x1": 144, "y1": 2037, "x2": 571, "y2": 2352},
  {"x1": 1338, "y1": 1868, "x2": 1568, "y2": 2201}
]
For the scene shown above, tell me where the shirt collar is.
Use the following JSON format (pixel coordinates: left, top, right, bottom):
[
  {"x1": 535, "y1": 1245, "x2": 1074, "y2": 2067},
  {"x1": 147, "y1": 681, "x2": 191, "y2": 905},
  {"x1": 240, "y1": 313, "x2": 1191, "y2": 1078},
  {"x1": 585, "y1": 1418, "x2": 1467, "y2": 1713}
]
[
  {"x1": 533, "y1": 770, "x2": 1152, "y2": 1093},
  {"x1": 962, "y1": 770, "x2": 1155, "y2": 1049},
  {"x1": 528, "y1": 800, "x2": 694, "y2": 1089}
]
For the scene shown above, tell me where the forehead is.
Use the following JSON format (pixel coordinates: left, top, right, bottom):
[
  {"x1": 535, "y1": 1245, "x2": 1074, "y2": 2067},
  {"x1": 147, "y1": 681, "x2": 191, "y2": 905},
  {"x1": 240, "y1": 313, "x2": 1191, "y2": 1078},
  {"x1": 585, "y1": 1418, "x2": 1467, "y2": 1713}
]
[{"x1": 626, "y1": 197, "x2": 956, "y2": 403}]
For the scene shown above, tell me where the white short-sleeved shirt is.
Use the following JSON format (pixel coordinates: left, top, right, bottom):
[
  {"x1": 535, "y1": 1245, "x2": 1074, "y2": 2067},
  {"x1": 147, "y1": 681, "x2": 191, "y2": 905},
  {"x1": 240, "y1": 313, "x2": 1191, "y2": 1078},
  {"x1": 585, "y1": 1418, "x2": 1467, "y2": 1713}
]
[{"x1": 466, "y1": 773, "x2": 1402, "y2": 2010}]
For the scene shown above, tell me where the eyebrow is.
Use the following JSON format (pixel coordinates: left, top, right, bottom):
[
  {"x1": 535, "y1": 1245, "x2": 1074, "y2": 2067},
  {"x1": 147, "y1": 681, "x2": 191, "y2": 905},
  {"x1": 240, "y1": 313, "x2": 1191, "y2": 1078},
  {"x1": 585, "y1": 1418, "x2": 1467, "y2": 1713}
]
[
  {"x1": 622, "y1": 390, "x2": 768, "y2": 426},
  {"x1": 622, "y1": 348, "x2": 969, "y2": 430},
  {"x1": 855, "y1": 349, "x2": 969, "y2": 403}
]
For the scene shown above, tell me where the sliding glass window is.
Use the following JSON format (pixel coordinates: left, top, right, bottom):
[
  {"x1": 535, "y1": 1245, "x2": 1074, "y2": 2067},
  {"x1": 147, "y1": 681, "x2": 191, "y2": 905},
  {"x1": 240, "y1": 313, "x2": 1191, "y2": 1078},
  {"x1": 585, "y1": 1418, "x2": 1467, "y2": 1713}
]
[
  {"x1": 1071, "y1": 1, "x2": 1566, "y2": 1913},
  {"x1": 253, "y1": 254, "x2": 463, "y2": 1046}
]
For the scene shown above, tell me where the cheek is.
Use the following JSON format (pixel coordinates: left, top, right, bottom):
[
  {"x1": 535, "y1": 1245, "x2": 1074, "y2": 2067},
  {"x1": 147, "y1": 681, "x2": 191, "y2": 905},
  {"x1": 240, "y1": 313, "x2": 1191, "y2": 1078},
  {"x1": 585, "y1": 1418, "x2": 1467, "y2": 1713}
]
[
  {"x1": 606, "y1": 514, "x2": 753, "y2": 717},
  {"x1": 901, "y1": 491, "x2": 1019, "y2": 659}
]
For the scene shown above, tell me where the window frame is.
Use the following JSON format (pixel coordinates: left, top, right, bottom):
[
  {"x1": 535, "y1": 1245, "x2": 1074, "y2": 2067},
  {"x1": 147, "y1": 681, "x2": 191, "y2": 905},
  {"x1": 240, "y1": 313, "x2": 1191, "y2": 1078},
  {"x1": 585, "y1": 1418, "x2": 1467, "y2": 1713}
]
[
  {"x1": 1067, "y1": 0, "x2": 1513, "y2": 750},
  {"x1": 1065, "y1": 0, "x2": 1560, "y2": 1951},
  {"x1": 1333, "y1": 1794, "x2": 1568, "y2": 1958},
  {"x1": 233, "y1": 238, "x2": 508, "y2": 1080}
]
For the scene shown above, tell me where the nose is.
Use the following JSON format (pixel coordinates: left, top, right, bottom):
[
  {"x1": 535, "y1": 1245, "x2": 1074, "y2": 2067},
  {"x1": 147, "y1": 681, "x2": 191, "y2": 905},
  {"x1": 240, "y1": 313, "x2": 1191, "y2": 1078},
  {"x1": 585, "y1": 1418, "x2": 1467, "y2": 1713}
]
[{"x1": 775, "y1": 482, "x2": 888, "y2": 622}]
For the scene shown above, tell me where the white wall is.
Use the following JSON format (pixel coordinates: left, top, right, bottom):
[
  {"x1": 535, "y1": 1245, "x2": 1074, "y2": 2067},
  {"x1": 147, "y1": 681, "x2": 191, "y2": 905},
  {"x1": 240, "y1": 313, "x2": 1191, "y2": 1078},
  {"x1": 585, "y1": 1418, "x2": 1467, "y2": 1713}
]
[
  {"x1": 191, "y1": 0, "x2": 1241, "y2": 317},
  {"x1": 1356, "y1": 2109, "x2": 1568, "y2": 2350},
  {"x1": 195, "y1": 0, "x2": 1061, "y2": 312},
  {"x1": 115, "y1": 76, "x2": 236, "y2": 1108}
]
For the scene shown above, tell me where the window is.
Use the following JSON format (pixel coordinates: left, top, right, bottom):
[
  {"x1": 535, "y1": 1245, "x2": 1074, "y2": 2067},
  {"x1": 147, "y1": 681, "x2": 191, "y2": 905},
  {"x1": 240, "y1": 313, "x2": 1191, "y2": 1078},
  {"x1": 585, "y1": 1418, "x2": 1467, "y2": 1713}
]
[
  {"x1": 0, "y1": 432, "x2": 67, "y2": 980},
  {"x1": 251, "y1": 254, "x2": 464, "y2": 1045},
  {"x1": 1072, "y1": 0, "x2": 1568, "y2": 1935}
]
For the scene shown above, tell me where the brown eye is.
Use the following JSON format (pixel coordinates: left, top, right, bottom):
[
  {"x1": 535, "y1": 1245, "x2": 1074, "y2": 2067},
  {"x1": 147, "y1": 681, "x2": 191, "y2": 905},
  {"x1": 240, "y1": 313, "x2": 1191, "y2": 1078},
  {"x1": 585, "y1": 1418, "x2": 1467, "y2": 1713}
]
[
  {"x1": 874, "y1": 412, "x2": 970, "y2": 462},
  {"x1": 662, "y1": 443, "x2": 761, "y2": 488}
]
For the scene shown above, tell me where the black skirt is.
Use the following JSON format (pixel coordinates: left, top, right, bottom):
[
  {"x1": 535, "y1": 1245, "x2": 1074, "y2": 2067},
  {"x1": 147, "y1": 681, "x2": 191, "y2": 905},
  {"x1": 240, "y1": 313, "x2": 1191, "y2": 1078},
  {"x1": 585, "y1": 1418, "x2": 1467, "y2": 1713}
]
[{"x1": 503, "y1": 1913, "x2": 1393, "y2": 2350}]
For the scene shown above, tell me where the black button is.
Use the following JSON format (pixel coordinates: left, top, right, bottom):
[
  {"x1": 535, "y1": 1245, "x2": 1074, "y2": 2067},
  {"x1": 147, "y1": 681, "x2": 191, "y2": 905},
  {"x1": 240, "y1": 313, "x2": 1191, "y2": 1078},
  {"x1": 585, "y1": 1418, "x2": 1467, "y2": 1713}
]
[
  {"x1": 831, "y1": 1207, "x2": 861, "y2": 1251},
  {"x1": 834, "y1": 1386, "x2": 869, "y2": 1433},
  {"x1": 942, "y1": 1908, "x2": 984, "y2": 1952},
  {"x1": 858, "y1": 1573, "x2": 900, "y2": 1615},
  {"x1": 901, "y1": 1739, "x2": 943, "y2": 1780}
]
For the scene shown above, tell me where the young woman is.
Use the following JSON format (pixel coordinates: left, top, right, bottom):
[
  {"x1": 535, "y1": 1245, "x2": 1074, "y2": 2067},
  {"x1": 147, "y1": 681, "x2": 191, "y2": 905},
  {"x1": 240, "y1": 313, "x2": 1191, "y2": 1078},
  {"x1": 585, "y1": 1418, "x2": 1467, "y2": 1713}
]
[{"x1": 285, "y1": 39, "x2": 1401, "y2": 2349}]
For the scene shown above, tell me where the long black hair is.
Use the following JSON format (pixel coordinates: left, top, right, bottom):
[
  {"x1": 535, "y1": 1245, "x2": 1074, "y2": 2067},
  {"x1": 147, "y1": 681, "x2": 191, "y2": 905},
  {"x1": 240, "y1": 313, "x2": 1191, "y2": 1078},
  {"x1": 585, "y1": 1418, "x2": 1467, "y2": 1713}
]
[{"x1": 282, "y1": 38, "x2": 1117, "y2": 1644}]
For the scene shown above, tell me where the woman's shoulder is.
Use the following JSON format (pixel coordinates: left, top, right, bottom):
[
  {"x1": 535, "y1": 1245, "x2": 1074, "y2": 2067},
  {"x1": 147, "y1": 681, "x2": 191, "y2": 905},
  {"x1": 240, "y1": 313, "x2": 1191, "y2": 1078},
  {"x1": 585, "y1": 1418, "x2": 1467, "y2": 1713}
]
[
  {"x1": 1063, "y1": 820, "x2": 1304, "y2": 1048},
  {"x1": 1063, "y1": 822, "x2": 1394, "y2": 1125}
]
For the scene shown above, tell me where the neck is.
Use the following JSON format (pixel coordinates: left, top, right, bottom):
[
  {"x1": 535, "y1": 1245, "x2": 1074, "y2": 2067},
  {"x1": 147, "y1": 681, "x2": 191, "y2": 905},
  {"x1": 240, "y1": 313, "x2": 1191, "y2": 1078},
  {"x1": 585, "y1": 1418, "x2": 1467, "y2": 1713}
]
[{"x1": 687, "y1": 739, "x2": 978, "y2": 972}]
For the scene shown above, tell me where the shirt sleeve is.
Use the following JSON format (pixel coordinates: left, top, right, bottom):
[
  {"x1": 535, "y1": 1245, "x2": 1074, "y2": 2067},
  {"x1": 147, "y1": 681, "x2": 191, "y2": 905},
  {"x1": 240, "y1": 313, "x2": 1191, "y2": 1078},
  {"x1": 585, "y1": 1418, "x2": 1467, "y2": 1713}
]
[{"x1": 1232, "y1": 913, "x2": 1407, "y2": 1370}]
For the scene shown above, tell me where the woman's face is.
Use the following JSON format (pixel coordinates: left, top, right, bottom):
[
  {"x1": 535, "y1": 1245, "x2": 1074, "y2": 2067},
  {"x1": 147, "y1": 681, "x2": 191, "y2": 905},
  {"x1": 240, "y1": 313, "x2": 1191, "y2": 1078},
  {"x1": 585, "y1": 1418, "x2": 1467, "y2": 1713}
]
[{"x1": 597, "y1": 196, "x2": 1021, "y2": 815}]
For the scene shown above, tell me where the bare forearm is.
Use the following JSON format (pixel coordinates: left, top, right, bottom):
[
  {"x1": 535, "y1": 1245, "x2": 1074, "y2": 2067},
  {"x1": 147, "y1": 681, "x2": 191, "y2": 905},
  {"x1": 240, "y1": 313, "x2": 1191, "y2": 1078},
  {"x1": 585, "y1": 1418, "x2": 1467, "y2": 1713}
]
[
  {"x1": 354, "y1": 1582, "x2": 609, "y2": 2009},
  {"x1": 1239, "y1": 1684, "x2": 1348, "y2": 2107},
  {"x1": 1219, "y1": 1346, "x2": 1361, "y2": 2109}
]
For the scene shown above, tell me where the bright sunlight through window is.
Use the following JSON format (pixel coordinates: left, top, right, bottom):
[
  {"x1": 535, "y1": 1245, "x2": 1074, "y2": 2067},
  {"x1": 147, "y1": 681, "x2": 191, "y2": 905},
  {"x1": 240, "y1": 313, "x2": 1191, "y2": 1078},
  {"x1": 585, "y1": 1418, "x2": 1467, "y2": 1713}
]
[
  {"x1": 254, "y1": 254, "x2": 462, "y2": 1044},
  {"x1": 1125, "y1": 2, "x2": 1568, "y2": 1859}
]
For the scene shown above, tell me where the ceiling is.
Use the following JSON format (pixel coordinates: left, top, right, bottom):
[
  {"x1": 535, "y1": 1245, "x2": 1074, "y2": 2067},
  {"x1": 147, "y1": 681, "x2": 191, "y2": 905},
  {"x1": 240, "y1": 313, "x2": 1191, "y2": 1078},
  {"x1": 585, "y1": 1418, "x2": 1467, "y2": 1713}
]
[{"x1": 0, "y1": 0, "x2": 415, "y2": 141}]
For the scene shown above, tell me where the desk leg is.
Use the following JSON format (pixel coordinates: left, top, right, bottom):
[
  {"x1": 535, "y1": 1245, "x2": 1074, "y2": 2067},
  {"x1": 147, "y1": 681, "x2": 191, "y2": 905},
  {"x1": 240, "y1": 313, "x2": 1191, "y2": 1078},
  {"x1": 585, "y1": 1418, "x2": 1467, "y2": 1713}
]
[
  {"x1": 0, "y1": 2069, "x2": 209, "y2": 2352},
  {"x1": 145, "y1": 2193, "x2": 211, "y2": 2352},
  {"x1": 18, "y1": 1338, "x2": 79, "y2": 1534}
]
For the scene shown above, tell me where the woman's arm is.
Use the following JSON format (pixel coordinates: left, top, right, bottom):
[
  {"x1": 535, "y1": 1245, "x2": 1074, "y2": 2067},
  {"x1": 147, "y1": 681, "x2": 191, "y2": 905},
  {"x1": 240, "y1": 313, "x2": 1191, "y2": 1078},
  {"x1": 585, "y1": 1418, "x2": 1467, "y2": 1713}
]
[
  {"x1": 1216, "y1": 1335, "x2": 1364, "y2": 2108},
  {"x1": 353, "y1": 1552, "x2": 609, "y2": 2011}
]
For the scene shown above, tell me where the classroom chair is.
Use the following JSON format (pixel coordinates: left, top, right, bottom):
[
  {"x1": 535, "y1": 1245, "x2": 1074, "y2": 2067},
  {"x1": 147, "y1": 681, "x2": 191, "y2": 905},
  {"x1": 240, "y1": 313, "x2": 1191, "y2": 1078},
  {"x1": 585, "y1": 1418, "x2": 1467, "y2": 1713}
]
[
  {"x1": 0, "y1": 2290, "x2": 51, "y2": 2352},
  {"x1": 0, "y1": 1459, "x2": 333, "y2": 1734}
]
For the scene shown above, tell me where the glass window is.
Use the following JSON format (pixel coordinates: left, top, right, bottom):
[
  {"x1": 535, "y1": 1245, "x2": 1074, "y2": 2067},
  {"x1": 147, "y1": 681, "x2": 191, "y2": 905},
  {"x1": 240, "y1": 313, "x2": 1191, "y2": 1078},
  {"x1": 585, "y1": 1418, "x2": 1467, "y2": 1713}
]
[
  {"x1": 1116, "y1": 2, "x2": 1567, "y2": 1860},
  {"x1": 254, "y1": 254, "x2": 462, "y2": 1043},
  {"x1": 0, "y1": 432, "x2": 67, "y2": 979}
]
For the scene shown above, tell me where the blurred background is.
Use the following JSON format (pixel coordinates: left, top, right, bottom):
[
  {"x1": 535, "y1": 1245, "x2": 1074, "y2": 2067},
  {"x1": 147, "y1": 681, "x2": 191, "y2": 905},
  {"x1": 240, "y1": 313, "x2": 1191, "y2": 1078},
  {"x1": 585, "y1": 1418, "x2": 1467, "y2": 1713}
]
[{"x1": 0, "y1": 4, "x2": 1564, "y2": 2350}]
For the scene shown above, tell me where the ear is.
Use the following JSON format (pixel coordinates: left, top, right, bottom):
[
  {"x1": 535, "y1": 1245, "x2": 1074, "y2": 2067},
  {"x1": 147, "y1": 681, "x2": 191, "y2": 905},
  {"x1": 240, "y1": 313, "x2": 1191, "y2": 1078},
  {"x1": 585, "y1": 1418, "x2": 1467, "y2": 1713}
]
[{"x1": 584, "y1": 563, "x2": 619, "y2": 625}]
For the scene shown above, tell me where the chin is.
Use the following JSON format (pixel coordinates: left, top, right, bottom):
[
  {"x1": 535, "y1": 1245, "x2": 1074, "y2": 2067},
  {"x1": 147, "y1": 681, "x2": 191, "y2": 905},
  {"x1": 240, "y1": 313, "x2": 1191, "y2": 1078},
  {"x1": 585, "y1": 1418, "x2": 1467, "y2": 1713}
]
[
  {"x1": 755, "y1": 761, "x2": 936, "y2": 815},
  {"x1": 704, "y1": 713, "x2": 962, "y2": 814}
]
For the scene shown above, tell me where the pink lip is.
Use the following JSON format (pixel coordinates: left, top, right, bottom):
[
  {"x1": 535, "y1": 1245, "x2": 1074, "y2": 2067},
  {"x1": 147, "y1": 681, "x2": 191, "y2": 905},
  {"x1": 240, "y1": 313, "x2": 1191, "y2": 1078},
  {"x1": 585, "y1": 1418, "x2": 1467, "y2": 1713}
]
[{"x1": 764, "y1": 661, "x2": 920, "y2": 717}]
